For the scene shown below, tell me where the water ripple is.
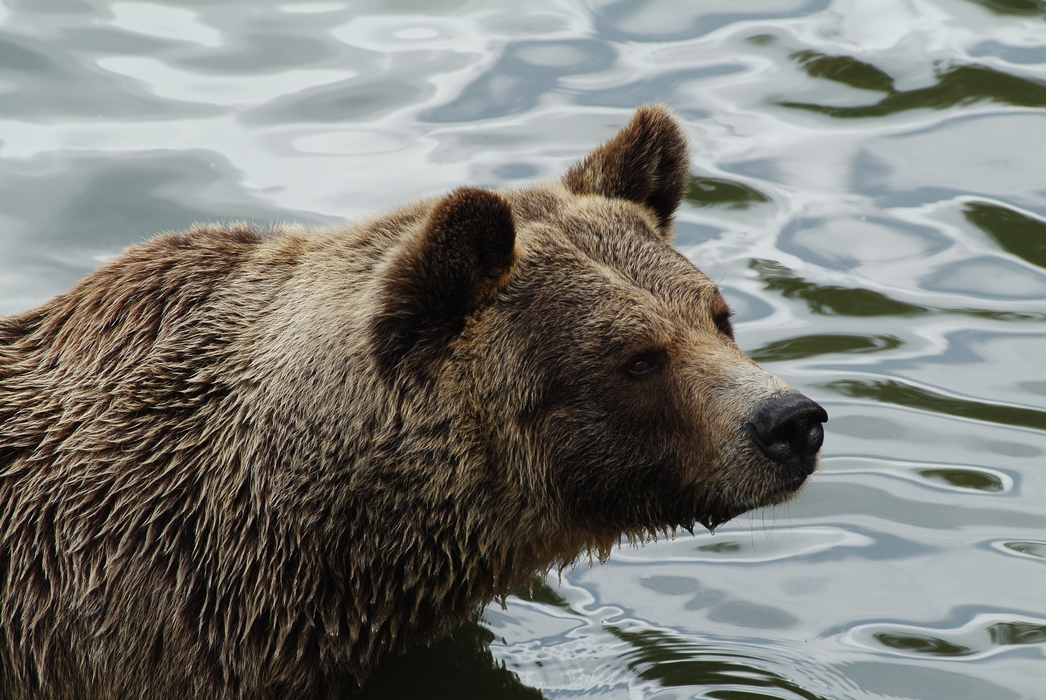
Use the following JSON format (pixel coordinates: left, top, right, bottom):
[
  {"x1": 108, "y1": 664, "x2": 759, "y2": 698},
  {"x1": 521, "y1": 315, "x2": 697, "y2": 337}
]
[{"x1": 842, "y1": 612, "x2": 1046, "y2": 661}]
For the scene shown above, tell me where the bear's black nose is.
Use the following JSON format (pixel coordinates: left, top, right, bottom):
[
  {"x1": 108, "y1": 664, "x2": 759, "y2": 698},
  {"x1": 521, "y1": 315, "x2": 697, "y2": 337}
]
[{"x1": 749, "y1": 393, "x2": 828, "y2": 471}]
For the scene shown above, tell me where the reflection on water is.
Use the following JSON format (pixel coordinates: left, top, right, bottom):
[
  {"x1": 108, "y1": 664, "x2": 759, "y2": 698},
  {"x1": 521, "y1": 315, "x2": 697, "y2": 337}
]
[
  {"x1": 685, "y1": 176, "x2": 771, "y2": 209},
  {"x1": 1, "y1": 0, "x2": 1045, "y2": 698},
  {"x1": 916, "y1": 467, "x2": 1006, "y2": 492},
  {"x1": 748, "y1": 333, "x2": 904, "y2": 362},
  {"x1": 996, "y1": 540, "x2": 1046, "y2": 559},
  {"x1": 828, "y1": 379, "x2": 1046, "y2": 431},
  {"x1": 967, "y1": 0, "x2": 1046, "y2": 17},
  {"x1": 359, "y1": 619, "x2": 543, "y2": 700},
  {"x1": 782, "y1": 60, "x2": 1046, "y2": 117},
  {"x1": 847, "y1": 613, "x2": 1046, "y2": 662},
  {"x1": 964, "y1": 202, "x2": 1046, "y2": 269},
  {"x1": 608, "y1": 626, "x2": 828, "y2": 699},
  {"x1": 750, "y1": 259, "x2": 928, "y2": 316}
]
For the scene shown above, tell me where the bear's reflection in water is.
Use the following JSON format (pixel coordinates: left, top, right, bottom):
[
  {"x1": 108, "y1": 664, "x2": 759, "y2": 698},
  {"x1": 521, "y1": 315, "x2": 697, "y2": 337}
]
[{"x1": 360, "y1": 618, "x2": 543, "y2": 700}]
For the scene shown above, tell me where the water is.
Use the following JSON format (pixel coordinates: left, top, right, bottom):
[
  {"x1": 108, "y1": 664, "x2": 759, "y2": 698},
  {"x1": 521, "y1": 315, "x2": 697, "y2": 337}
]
[{"x1": 1, "y1": 1, "x2": 1044, "y2": 698}]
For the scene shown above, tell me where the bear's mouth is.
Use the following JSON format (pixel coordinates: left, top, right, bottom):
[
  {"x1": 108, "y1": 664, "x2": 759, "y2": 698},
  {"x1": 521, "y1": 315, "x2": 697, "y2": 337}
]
[
  {"x1": 694, "y1": 513, "x2": 731, "y2": 534},
  {"x1": 684, "y1": 460, "x2": 817, "y2": 534},
  {"x1": 693, "y1": 503, "x2": 747, "y2": 534},
  {"x1": 671, "y1": 488, "x2": 750, "y2": 535}
]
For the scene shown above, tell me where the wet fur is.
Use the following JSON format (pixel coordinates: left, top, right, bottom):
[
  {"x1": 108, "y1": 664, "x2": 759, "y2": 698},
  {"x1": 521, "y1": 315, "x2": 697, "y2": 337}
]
[{"x1": 0, "y1": 106, "x2": 805, "y2": 699}]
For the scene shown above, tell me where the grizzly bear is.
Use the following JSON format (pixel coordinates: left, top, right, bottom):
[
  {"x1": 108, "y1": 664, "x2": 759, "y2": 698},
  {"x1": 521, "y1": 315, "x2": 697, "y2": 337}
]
[{"x1": 0, "y1": 105, "x2": 826, "y2": 699}]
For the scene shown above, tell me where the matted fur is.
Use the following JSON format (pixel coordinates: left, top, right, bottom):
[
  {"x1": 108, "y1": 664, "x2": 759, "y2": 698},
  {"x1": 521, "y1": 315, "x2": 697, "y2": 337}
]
[{"x1": 0, "y1": 106, "x2": 820, "y2": 699}]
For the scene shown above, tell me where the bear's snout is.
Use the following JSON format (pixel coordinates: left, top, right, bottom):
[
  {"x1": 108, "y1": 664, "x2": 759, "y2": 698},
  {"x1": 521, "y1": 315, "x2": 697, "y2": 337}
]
[{"x1": 748, "y1": 392, "x2": 828, "y2": 474}]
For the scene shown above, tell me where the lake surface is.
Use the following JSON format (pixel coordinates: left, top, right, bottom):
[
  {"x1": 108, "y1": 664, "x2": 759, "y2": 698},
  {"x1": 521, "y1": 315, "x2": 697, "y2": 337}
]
[{"x1": 1, "y1": 1, "x2": 1044, "y2": 698}]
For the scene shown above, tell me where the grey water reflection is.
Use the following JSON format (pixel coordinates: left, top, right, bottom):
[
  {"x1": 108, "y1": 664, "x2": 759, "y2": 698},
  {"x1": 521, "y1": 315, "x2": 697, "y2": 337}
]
[
  {"x1": 2, "y1": 1, "x2": 1046, "y2": 699},
  {"x1": 423, "y1": 39, "x2": 616, "y2": 121}
]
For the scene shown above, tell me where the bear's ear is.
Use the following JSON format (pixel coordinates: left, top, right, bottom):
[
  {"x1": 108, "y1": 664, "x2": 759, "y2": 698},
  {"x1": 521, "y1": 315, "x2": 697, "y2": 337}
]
[
  {"x1": 564, "y1": 104, "x2": 690, "y2": 232},
  {"x1": 371, "y1": 187, "x2": 517, "y2": 381}
]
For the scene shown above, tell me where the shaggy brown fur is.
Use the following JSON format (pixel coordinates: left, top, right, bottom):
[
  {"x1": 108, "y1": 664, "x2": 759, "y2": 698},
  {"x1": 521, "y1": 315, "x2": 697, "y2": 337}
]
[{"x1": 0, "y1": 105, "x2": 825, "y2": 699}]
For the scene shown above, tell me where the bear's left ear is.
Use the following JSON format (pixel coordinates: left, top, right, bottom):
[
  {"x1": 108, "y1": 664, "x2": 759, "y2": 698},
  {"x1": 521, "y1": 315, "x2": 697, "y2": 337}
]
[
  {"x1": 371, "y1": 187, "x2": 517, "y2": 381},
  {"x1": 564, "y1": 104, "x2": 690, "y2": 233}
]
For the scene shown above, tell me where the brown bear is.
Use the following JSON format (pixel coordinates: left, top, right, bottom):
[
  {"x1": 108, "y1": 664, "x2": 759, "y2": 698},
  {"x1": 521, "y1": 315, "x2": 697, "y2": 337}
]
[{"x1": 0, "y1": 105, "x2": 826, "y2": 699}]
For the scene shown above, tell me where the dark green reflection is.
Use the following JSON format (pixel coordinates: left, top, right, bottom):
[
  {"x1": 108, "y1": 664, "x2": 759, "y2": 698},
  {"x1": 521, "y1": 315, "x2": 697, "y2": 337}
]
[
  {"x1": 791, "y1": 51, "x2": 895, "y2": 92},
  {"x1": 781, "y1": 62, "x2": 1046, "y2": 117},
  {"x1": 1003, "y1": 541, "x2": 1046, "y2": 558},
  {"x1": 750, "y1": 260, "x2": 926, "y2": 316},
  {"x1": 954, "y1": 308, "x2": 1046, "y2": 321},
  {"x1": 686, "y1": 177, "x2": 770, "y2": 209},
  {"x1": 826, "y1": 379, "x2": 1046, "y2": 431},
  {"x1": 964, "y1": 0, "x2": 1046, "y2": 17},
  {"x1": 988, "y1": 622, "x2": 1046, "y2": 645},
  {"x1": 873, "y1": 632, "x2": 973, "y2": 656},
  {"x1": 747, "y1": 34, "x2": 777, "y2": 46},
  {"x1": 964, "y1": 202, "x2": 1046, "y2": 269},
  {"x1": 752, "y1": 259, "x2": 1046, "y2": 321},
  {"x1": 750, "y1": 334, "x2": 903, "y2": 362},
  {"x1": 513, "y1": 577, "x2": 572, "y2": 610},
  {"x1": 608, "y1": 627, "x2": 830, "y2": 700},
  {"x1": 917, "y1": 468, "x2": 1005, "y2": 492},
  {"x1": 697, "y1": 541, "x2": 742, "y2": 553},
  {"x1": 359, "y1": 619, "x2": 543, "y2": 700}
]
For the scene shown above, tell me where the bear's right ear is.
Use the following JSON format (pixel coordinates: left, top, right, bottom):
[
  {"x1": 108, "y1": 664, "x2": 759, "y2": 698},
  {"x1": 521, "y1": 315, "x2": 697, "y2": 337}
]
[
  {"x1": 564, "y1": 104, "x2": 690, "y2": 233},
  {"x1": 371, "y1": 187, "x2": 516, "y2": 382}
]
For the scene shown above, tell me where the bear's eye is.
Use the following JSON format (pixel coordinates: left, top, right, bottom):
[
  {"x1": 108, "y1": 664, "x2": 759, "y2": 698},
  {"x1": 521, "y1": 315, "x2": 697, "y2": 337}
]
[
  {"x1": 713, "y1": 309, "x2": 734, "y2": 339},
  {"x1": 625, "y1": 355, "x2": 660, "y2": 378}
]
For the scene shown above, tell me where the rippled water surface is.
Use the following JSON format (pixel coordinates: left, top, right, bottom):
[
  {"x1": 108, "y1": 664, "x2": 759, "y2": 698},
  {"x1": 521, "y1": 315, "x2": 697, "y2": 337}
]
[{"x1": 2, "y1": 1, "x2": 1044, "y2": 698}]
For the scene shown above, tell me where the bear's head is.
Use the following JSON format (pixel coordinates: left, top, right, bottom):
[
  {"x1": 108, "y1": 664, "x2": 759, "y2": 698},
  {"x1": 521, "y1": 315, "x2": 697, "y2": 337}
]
[{"x1": 371, "y1": 105, "x2": 827, "y2": 557}]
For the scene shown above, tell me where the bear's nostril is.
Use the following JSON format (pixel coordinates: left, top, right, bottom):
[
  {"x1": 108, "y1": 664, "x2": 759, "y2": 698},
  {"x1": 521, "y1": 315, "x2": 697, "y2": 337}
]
[{"x1": 749, "y1": 393, "x2": 828, "y2": 468}]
